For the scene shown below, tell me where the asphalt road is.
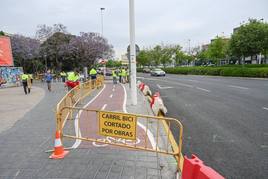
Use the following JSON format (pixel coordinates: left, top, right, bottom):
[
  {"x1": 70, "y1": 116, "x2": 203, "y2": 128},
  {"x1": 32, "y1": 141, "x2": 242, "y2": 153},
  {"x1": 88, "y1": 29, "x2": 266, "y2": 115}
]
[{"x1": 137, "y1": 73, "x2": 268, "y2": 179}]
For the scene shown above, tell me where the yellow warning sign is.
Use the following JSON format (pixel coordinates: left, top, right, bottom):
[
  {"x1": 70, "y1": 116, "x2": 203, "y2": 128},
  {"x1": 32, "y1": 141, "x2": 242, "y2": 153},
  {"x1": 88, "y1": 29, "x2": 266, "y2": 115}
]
[{"x1": 99, "y1": 111, "x2": 137, "y2": 140}]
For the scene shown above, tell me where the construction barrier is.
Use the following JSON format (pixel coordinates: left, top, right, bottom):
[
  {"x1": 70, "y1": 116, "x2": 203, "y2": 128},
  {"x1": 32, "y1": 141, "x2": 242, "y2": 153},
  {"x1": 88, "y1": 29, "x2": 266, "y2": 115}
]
[
  {"x1": 182, "y1": 155, "x2": 225, "y2": 179},
  {"x1": 59, "y1": 107, "x2": 184, "y2": 173},
  {"x1": 138, "y1": 81, "x2": 225, "y2": 178},
  {"x1": 137, "y1": 82, "x2": 184, "y2": 172},
  {"x1": 150, "y1": 92, "x2": 167, "y2": 116},
  {"x1": 52, "y1": 79, "x2": 183, "y2": 175},
  {"x1": 55, "y1": 75, "x2": 104, "y2": 132}
]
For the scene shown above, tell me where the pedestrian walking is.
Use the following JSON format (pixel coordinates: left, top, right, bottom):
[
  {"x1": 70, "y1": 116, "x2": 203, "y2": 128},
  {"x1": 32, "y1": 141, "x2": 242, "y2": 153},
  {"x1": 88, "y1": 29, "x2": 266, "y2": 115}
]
[
  {"x1": 27, "y1": 74, "x2": 32, "y2": 94},
  {"x1": 21, "y1": 73, "x2": 28, "y2": 95},
  {"x1": 29, "y1": 74, "x2": 33, "y2": 84},
  {"x1": 45, "y1": 70, "x2": 53, "y2": 91},
  {"x1": 60, "y1": 71, "x2": 67, "y2": 82}
]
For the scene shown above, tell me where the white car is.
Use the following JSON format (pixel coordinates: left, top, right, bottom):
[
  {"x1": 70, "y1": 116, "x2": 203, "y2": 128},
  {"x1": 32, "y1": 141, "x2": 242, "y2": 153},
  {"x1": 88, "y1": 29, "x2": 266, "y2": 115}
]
[{"x1": 150, "y1": 68, "x2": 166, "y2": 76}]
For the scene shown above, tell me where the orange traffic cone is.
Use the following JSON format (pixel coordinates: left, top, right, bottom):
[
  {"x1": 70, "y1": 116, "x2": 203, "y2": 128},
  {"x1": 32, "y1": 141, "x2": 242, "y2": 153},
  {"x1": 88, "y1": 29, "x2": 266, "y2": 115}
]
[{"x1": 49, "y1": 130, "x2": 69, "y2": 159}]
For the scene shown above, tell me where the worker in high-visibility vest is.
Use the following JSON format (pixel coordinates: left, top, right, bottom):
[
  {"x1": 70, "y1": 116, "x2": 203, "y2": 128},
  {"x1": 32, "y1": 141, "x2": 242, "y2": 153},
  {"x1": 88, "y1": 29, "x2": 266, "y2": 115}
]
[
  {"x1": 89, "y1": 67, "x2": 97, "y2": 87},
  {"x1": 121, "y1": 68, "x2": 127, "y2": 84},
  {"x1": 66, "y1": 71, "x2": 80, "y2": 90},
  {"x1": 60, "y1": 71, "x2": 67, "y2": 82},
  {"x1": 112, "y1": 69, "x2": 117, "y2": 84},
  {"x1": 118, "y1": 68, "x2": 122, "y2": 83},
  {"x1": 21, "y1": 73, "x2": 29, "y2": 94}
]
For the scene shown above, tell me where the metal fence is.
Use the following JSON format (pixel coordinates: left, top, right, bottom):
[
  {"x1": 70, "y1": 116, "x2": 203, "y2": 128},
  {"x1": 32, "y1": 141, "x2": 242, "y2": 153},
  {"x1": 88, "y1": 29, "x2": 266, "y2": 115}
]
[
  {"x1": 55, "y1": 76, "x2": 104, "y2": 131},
  {"x1": 59, "y1": 107, "x2": 183, "y2": 172}
]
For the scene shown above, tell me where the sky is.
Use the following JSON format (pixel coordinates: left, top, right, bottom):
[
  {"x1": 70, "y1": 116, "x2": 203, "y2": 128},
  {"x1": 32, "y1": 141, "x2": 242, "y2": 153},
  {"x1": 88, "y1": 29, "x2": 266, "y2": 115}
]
[{"x1": 1, "y1": 0, "x2": 268, "y2": 59}]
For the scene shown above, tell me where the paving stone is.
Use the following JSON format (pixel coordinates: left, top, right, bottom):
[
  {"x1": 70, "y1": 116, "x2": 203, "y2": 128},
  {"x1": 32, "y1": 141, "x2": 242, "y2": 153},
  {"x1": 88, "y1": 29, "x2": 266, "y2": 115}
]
[{"x1": 122, "y1": 166, "x2": 135, "y2": 176}]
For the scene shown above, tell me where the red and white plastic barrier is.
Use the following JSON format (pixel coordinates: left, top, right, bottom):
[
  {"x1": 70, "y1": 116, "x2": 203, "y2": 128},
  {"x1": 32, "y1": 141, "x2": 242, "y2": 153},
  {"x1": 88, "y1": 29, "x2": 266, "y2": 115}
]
[
  {"x1": 137, "y1": 81, "x2": 152, "y2": 96},
  {"x1": 182, "y1": 154, "x2": 225, "y2": 179},
  {"x1": 150, "y1": 92, "x2": 167, "y2": 115}
]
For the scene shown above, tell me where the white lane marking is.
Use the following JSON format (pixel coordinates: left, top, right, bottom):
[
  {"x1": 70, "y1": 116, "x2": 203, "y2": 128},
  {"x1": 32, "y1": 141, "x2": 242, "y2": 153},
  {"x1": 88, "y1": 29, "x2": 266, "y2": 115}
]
[
  {"x1": 14, "y1": 170, "x2": 20, "y2": 177},
  {"x1": 228, "y1": 85, "x2": 249, "y2": 90},
  {"x1": 263, "y1": 107, "x2": 268, "y2": 111},
  {"x1": 101, "y1": 104, "x2": 107, "y2": 110},
  {"x1": 176, "y1": 82, "x2": 193, "y2": 88},
  {"x1": 157, "y1": 84, "x2": 173, "y2": 89},
  {"x1": 72, "y1": 84, "x2": 107, "y2": 149},
  {"x1": 110, "y1": 94, "x2": 113, "y2": 98},
  {"x1": 121, "y1": 84, "x2": 157, "y2": 150},
  {"x1": 112, "y1": 88, "x2": 115, "y2": 92},
  {"x1": 187, "y1": 79, "x2": 199, "y2": 82},
  {"x1": 196, "y1": 87, "x2": 211, "y2": 93},
  {"x1": 137, "y1": 77, "x2": 145, "y2": 79},
  {"x1": 260, "y1": 145, "x2": 268, "y2": 148}
]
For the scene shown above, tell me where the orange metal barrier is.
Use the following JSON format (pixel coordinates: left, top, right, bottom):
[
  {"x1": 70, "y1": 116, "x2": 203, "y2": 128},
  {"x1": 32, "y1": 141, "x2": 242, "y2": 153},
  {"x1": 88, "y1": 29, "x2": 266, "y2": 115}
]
[
  {"x1": 55, "y1": 76, "x2": 104, "y2": 131},
  {"x1": 59, "y1": 107, "x2": 184, "y2": 173}
]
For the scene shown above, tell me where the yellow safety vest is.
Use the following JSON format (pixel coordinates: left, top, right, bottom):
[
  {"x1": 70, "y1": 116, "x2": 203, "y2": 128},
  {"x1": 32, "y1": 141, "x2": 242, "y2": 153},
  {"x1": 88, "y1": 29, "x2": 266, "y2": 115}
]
[
  {"x1": 68, "y1": 72, "x2": 79, "y2": 82},
  {"x1": 112, "y1": 70, "x2": 117, "y2": 77},
  {"x1": 89, "y1": 69, "x2": 97, "y2": 75},
  {"x1": 21, "y1": 74, "x2": 28, "y2": 81},
  {"x1": 67, "y1": 72, "x2": 74, "y2": 81},
  {"x1": 121, "y1": 69, "x2": 127, "y2": 77}
]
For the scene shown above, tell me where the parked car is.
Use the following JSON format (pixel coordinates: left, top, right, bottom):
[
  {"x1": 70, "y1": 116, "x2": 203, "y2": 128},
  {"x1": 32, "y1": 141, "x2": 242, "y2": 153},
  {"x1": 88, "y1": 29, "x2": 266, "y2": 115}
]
[
  {"x1": 143, "y1": 68, "x2": 151, "y2": 73},
  {"x1": 150, "y1": 68, "x2": 165, "y2": 76}
]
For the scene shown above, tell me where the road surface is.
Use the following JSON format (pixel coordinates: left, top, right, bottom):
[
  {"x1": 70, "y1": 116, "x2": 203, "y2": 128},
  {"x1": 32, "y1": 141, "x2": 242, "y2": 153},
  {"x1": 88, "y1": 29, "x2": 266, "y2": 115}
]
[{"x1": 138, "y1": 73, "x2": 268, "y2": 178}]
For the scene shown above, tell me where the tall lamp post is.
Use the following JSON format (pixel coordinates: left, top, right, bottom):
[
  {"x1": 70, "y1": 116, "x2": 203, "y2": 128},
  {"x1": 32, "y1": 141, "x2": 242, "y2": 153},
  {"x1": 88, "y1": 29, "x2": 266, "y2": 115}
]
[
  {"x1": 100, "y1": 7, "x2": 105, "y2": 36},
  {"x1": 129, "y1": 0, "x2": 137, "y2": 105},
  {"x1": 100, "y1": 7, "x2": 106, "y2": 77}
]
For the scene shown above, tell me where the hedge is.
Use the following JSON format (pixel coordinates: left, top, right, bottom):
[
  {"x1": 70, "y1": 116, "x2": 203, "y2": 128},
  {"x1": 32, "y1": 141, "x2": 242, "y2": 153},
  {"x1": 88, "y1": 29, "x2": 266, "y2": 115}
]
[{"x1": 163, "y1": 67, "x2": 268, "y2": 78}]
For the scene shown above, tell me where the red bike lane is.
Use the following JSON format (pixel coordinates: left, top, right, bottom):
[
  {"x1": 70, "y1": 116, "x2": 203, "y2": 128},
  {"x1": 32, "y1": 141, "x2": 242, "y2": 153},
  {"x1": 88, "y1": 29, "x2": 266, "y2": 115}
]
[{"x1": 76, "y1": 82, "x2": 153, "y2": 149}]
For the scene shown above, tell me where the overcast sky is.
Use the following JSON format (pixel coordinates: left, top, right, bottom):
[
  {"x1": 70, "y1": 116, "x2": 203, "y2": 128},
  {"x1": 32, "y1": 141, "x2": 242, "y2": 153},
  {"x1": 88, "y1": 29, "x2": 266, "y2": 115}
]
[{"x1": 1, "y1": 0, "x2": 268, "y2": 58}]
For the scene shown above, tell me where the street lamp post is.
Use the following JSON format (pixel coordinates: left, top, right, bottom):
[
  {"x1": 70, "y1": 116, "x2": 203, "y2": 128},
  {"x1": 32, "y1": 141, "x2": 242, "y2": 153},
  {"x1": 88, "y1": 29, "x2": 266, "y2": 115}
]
[
  {"x1": 129, "y1": 0, "x2": 137, "y2": 105},
  {"x1": 100, "y1": 7, "x2": 106, "y2": 77},
  {"x1": 100, "y1": 8, "x2": 105, "y2": 36}
]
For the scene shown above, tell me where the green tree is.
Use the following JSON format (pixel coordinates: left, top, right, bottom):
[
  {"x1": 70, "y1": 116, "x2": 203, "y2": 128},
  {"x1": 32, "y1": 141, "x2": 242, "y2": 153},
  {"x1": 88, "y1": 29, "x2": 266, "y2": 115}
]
[
  {"x1": 229, "y1": 19, "x2": 268, "y2": 64},
  {"x1": 105, "y1": 60, "x2": 121, "y2": 68},
  {"x1": 160, "y1": 45, "x2": 173, "y2": 68},
  {"x1": 207, "y1": 36, "x2": 229, "y2": 65},
  {"x1": 151, "y1": 45, "x2": 162, "y2": 66},
  {"x1": 0, "y1": 31, "x2": 5, "y2": 36},
  {"x1": 137, "y1": 50, "x2": 150, "y2": 66},
  {"x1": 40, "y1": 32, "x2": 73, "y2": 71}
]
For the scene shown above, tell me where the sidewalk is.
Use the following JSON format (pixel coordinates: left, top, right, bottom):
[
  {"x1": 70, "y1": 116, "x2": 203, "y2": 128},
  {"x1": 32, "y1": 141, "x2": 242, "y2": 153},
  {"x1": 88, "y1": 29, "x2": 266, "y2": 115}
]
[
  {"x1": 0, "y1": 81, "x2": 177, "y2": 179},
  {"x1": 0, "y1": 85, "x2": 45, "y2": 133}
]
